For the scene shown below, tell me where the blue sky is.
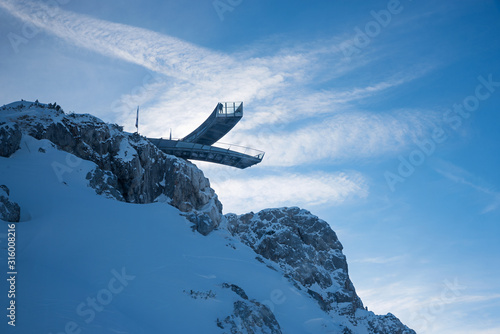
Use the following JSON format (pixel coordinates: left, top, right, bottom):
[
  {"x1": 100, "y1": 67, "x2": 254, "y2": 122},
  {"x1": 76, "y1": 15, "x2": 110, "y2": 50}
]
[{"x1": 1, "y1": 0, "x2": 499, "y2": 333}]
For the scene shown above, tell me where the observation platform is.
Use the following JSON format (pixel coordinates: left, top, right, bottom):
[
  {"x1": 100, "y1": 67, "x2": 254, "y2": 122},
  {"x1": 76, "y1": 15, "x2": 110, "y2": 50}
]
[
  {"x1": 182, "y1": 102, "x2": 243, "y2": 146},
  {"x1": 148, "y1": 102, "x2": 264, "y2": 169}
]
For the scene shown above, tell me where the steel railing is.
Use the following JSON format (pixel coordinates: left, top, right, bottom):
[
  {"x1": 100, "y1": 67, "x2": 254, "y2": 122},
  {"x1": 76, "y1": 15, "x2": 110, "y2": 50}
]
[
  {"x1": 154, "y1": 137, "x2": 264, "y2": 160},
  {"x1": 216, "y1": 102, "x2": 243, "y2": 117}
]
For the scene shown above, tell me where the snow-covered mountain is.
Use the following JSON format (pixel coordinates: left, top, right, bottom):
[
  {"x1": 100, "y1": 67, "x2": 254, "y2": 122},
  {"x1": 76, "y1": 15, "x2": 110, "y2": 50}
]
[{"x1": 0, "y1": 101, "x2": 415, "y2": 334}]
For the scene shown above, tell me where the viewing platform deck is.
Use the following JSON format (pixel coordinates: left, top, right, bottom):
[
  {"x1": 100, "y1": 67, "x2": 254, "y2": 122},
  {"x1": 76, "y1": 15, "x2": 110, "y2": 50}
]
[
  {"x1": 148, "y1": 102, "x2": 264, "y2": 169},
  {"x1": 148, "y1": 138, "x2": 264, "y2": 169}
]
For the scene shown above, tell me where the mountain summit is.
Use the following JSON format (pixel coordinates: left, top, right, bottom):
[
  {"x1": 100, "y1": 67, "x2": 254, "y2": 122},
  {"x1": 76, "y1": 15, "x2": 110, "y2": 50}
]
[{"x1": 0, "y1": 101, "x2": 415, "y2": 333}]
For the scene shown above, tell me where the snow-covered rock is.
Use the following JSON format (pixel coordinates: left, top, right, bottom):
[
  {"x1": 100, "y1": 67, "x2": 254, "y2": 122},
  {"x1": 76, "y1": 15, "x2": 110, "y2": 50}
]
[
  {"x1": 226, "y1": 207, "x2": 415, "y2": 333},
  {"x1": 218, "y1": 283, "x2": 282, "y2": 334},
  {"x1": 0, "y1": 122, "x2": 22, "y2": 157},
  {"x1": 0, "y1": 184, "x2": 20, "y2": 222},
  {"x1": 0, "y1": 100, "x2": 222, "y2": 234}
]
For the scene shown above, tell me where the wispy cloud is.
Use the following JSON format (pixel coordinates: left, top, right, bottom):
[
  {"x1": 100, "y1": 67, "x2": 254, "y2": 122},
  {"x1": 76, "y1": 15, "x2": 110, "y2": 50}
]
[
  {"x1": 445, "y1": 327, "x2": 500, "y2": 334},
  {"x1": 0, "y1": 0, "x2": 300, "y2": 109},
  {"x1": 357, "y1": 280, "x2": 431, "y2": 317},
  {"x1": 239, "y1": 109, "x2": 439, "y2": 167},
  {"x1": 351, "y1": 255, "x2": 405, "y2": 264},
  {"x1": 452, "y1": 294, "x2": 500, "y2": 304},
  {"x1": 209, "y1": 171, "x2": 368, "y2": 214},
  {"x1": 0, "y1": 0, "x2": 438, "y2": 165},
  {"x1": 357, "y1": 275, "x2": 500, "y2": 334},
  {"x1": 236, "y1": 67, "x2": 435, "y2": 131},
  {"x1": 0, "y1": 0, "x2": 444, "y2": 216},
  {"x1": 433, "y1": 160, "x2": 500, "y2": 213}
]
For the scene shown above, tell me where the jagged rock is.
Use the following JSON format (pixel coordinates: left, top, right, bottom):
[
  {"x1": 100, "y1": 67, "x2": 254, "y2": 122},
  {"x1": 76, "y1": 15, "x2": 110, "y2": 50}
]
[
  {"x1": 225, "y1": 207, "x2": 416, "y2": 333},
  {"x1": 229, "y1": 300, "x2": 282, "y2": 334},
  {"x1": 186, "y1": 211, "x2": 219, "y2": 236},
  {"x1": 219, "y1": 283, "x2": 282, "y2": 334},
  {"x1": 222, "y1": 282, "x2": 249, "y2": 300},
  {"x1": 183, "y1": 289, "x2": 216, "y2": 300},
  {"x1": 364, "y1": 313, "x2": 416, "y2": 334},
  {"x1": 0, "y1": 185, "x2": 21, "y2": 222},
  {"x1": 0, "y1": 122, "x2": 22, "y2": 157},
  {"x1": 86, "y1": 168, "x2": 124, "y2": 201},
  {"x1": 0, "y1": 101, "x2": 222, "y2": 234},
  {"x1": 226, "y1": 207, "x2": 363, "y2": 315}
]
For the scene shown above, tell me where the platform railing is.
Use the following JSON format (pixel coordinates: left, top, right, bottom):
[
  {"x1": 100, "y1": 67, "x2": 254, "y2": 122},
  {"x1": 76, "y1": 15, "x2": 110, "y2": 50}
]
[
  {"x1": 155, "y1": 137, "x2": 264, "y2": 160},
  {"x1": 213, "y1": 141, "x2": 265, "y2": 160},
  {"x1": 217, "y1": 101, "x2": 243, "y2": 117}
]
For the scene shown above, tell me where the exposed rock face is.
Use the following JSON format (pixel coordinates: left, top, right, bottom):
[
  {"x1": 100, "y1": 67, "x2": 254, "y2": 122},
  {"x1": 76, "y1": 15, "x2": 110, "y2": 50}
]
[
  {"x1": 363, "y1": 313, "x2": 417, "y2": 334},
  {"x1": 85, "y1": 168, "x2": 125, "y2": 201},
  {"x1": 219, "y1": 283, "x2": 282, "y2": 334},
  {"x1": 0, "y1": 185, "x2": 21, "y2": 222},
  {"x1": 226, "y1": 207, "x2": 362, "y2": 315},
  {"x1": 0, "y1": 122, "x2": 22, "y2": 157},
  {"x1": 225, "y1": 207, "x2": 416, "y2": 334},
  {"x1": 0, "y1": 101, "x2": 222, "y2": 234}
]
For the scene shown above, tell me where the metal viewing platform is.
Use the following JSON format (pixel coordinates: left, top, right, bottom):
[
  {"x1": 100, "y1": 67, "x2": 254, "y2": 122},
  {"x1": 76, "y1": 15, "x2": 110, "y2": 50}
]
[
  {"x1": 182, "y1": 102, "x2": 243, "y2": 146},
  {"x1": 148, "y1": 102, "x2": 264, "y2": 169}
]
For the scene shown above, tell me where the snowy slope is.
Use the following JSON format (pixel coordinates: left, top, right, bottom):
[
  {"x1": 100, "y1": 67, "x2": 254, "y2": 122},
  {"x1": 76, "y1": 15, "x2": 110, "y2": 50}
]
[
  {"x1": 0, "y1": 135, "x2": 348, "y2": 334},
  {"x1": 0, "y1": 101, "x2": 415, "y2": 333}
]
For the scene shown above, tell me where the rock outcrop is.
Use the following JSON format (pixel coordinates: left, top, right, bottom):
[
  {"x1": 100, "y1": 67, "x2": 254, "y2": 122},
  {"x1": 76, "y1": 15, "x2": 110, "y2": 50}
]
[
  {"x1": 219, "y1": 283, "x2": 282, "y2": 334},
  {"x1": 225, "y1": 207, "x2": 415, "y2": 334},
  {"x1": 0, "y1": 185, "x2": 21, "y2": 222},
  {"x1": 0, "y1": 101, "x2": 222, "y2": 234},
  {"x1": 0, "y1": 122, "x2": 22, "y2": 158},
  {"x1": 226, "y1": 207, "x2": 362, "y2": 315}
]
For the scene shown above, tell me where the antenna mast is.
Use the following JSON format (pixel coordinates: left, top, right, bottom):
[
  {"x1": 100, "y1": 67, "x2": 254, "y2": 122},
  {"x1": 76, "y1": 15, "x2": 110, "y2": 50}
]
[{"x1": 135, "y1": 106, "x2": 139, "y2": 134}]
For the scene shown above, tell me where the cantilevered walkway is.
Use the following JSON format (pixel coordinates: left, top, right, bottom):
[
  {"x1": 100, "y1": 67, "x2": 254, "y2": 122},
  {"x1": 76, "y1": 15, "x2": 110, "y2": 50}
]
[
  {"x1": 182, "y1": 102, "x2": 243, "y2": 145},
  {"x1": 148, "y1": 102, "x2": 264, "y2": 169}
]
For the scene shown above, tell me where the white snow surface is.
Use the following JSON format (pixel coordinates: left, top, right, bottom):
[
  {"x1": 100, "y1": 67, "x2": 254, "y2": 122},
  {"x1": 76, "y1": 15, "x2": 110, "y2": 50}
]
[{"x1": 116, "y1": 137, "x2": 137, "y2": 162}]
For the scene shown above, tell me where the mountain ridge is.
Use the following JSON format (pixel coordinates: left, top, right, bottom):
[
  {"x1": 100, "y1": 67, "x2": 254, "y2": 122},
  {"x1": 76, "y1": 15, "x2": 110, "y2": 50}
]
[{"x1": 0, "y1": 100, "x2": 415, "y2": 333}]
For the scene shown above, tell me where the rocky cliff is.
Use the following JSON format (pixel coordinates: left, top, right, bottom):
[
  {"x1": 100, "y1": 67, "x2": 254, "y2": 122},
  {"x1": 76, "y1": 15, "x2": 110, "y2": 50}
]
[
  {"x1": 225, "y1": 208, "x2": 415, "y2": 334},
  {"x1": 226, "y1": 208, "x2": 363, "y2": 314},
  {"x1": 0, "y1": 100, "x2": 415, "y2": 333},
  {"x1": 0, "y1": 100, "x2": 222, "y2": 234}
]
